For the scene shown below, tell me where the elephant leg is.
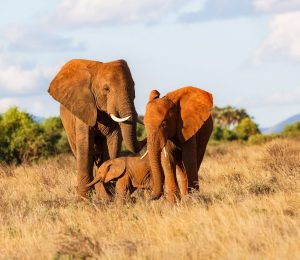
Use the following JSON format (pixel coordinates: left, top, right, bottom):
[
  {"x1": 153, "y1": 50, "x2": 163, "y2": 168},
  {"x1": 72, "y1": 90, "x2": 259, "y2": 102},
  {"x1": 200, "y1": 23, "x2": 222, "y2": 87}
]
[
  {"x1": 94, "y1": 182, "x2": 112, "y2": 201},
  {"x1": 106, "y1": 130, "x2": 122, "y2": 159},
  {"x1": 176, "y1": 164, "x2": 188, "y2": 197},
  {"x1": 162, "y1": 154, "x2": 178, "y2": 203},
  {"x1": 182, "y1": 135, "x2": 199, "y2": 192},
  {"x1": 76, "y1": 119, "x2": 94, "y2": 198},
  {"x1": 115, "y1": 175, "x2": 131, "y2": 204},
  {"x1": 196, "y1": 116, "x2": 214, "y2": 170}
]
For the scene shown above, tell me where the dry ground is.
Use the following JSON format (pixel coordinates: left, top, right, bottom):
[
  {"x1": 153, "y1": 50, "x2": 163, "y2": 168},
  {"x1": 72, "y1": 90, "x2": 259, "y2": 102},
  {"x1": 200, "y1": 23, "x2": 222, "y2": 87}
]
[{"x1": 0, "y1": 138, "x2": 299, "y2": 259}]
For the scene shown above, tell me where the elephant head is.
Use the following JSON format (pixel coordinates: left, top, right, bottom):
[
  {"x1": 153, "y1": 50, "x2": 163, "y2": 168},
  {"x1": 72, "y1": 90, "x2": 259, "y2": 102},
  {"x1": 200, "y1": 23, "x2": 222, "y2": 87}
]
[
  {"x1": 48, "y1": 59, "x2": 143, "y2": 152},
  {"x1": 144, "y1": 87, "x2": 213, "y2": 199},
  {"x1": 86, "y1": 158, "x2": 126, "y2": 187}
]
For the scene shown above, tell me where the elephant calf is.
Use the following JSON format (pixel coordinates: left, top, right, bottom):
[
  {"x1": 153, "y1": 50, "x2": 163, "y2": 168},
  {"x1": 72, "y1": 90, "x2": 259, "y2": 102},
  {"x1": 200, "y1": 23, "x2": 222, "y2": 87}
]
[
  {"x1": 86, "y1": 141, "x2": 187, "y2": 203},
  {"x1": 86, "y1": 155, "x2": 152, "y2": 202}
]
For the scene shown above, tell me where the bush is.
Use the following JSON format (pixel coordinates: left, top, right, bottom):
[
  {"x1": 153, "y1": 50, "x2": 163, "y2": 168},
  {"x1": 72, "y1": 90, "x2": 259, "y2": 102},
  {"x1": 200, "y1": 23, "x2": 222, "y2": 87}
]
[
  {"x1": 211, "y1": 125, "x2": 223, "y2": 141},
  {"x1": 222, "y1": 128, "x2": 237, "y2": 141},
  {"x1": 136, "y1": 123, "x2": 146, "y2": 140},
  {"x1": 0, "y1": 107, "x2": 46, "y2": 163},
  {"x1": 234, "y1": 117, "x2": 260, "y2": 141},
  {"x1": 248, "y1": 134, "x2": 281, "y2": 145},
  {"x1": 0, "y1": 107, "x2": 70, "y2": 164},
  {"x1": 282, "y1": 121, "x2": 300, "y2": 137},
  {"x1": 41, "y1": 117, "x2": 70, "y2": 155},
  {"x1": 210, "y1": 125, "x2": 237, "y2": 142}
]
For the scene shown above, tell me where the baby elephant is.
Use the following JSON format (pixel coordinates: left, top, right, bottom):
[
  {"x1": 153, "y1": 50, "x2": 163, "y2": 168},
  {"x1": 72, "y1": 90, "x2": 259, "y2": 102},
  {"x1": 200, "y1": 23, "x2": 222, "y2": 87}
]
[{"x1": 86, "y1": 155, "x2": 152, "y2": 202}]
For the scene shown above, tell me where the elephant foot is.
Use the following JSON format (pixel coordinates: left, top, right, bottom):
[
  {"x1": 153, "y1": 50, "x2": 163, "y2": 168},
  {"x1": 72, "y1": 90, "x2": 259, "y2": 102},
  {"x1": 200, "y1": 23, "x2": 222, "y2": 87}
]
[{"x1": 166, "y1": 194, "x2": 178, "y2": 204}]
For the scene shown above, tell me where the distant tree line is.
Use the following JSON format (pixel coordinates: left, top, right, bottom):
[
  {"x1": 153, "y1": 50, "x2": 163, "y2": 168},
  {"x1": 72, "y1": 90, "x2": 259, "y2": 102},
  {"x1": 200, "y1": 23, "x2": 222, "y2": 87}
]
[
  {"x1": 211, "y1": 105, "x2": 261, "y2": 142},
  {"x1": 0, "y1": 107, "x2": 69, "y2": 164},
  {"x1": 0, "y1": 106, "x2": 299, "y2": 164},
  {"x1": 210, "y1": 105, "x2": 300, "y2": 144}
]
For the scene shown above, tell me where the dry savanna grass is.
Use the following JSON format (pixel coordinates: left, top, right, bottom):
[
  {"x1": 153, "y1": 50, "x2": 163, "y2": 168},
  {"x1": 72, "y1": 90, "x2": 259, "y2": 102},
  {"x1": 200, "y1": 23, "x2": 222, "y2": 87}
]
[{"x1": 0, "y1": 138, "x2": 299, "y2": 259}]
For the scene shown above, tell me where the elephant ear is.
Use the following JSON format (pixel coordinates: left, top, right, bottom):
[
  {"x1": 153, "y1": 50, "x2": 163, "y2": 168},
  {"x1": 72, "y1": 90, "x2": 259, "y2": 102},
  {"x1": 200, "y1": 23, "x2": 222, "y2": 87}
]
[
  {"x1": 169, "y1": 87, "x2": 213, "y2": 143},
  {"x1": 48, "y1": 60, "x2": 97, "y2": 126},
  {"x1": 104, "y1": 158, "x2": 126, "y2": 183},
  {"x1": 148, "y1": 90, "x2": 160, "y2": 102}
]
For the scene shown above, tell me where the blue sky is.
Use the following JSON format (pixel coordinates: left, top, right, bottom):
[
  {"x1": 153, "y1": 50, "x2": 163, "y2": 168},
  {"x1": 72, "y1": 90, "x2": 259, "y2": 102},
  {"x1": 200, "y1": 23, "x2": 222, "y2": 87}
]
[{"x1": 0, "y1": 0, "x2": 300, "y2": 128}]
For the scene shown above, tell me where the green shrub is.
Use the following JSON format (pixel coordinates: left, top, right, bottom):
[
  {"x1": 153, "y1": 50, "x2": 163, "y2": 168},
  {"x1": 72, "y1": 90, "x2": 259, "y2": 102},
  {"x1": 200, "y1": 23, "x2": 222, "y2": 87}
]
[
  {"x1": 282, "y1": 121, "x2": 300, "y2": 137},
  {"x1": 222, "y1": 128, "x2": 237, "y2": 141},
  {"x1": 0, "y1": 107, "x2": 70, "y2": 164},
  {"x1": 211, "y1": 125, "x2": 223, "y2": 141},
  {"x1": 0, "y1": 107, "x2": 46, "y2": 163},
  {"x1": 248, "y1": 134, "x2": 281, "y2": 145},
  {"x1": 41, "y1": 117, "x2": 70, "y2": 155},
  {"x1": 234, "y1": 117, "x2": 260, "y2": 141}
]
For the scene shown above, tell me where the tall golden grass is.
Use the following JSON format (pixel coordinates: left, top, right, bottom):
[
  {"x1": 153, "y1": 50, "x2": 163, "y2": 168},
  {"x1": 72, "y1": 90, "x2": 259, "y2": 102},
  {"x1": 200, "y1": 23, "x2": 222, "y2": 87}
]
[{"x1": 0, "y1": 138, "x2": 299, "y2": 259}]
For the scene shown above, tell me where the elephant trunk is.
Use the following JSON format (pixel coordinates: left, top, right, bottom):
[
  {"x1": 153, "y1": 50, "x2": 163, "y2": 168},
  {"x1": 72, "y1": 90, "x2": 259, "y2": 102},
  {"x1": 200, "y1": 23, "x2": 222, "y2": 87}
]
[
  {"x1": 148, "y1": 138, "x2": 164, "y2": 200},
  {"x1": 118, "y1": 102, "x2": 144, "y2": 153}
]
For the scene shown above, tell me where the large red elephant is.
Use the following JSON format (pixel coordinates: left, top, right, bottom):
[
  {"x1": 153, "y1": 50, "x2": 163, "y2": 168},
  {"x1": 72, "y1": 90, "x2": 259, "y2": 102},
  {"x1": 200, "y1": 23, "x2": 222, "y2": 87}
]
[
  {"x1": 144, "y1": 87, "x2": 213, "y2": 202},
  {"x1": 48, "y1": 59, "x2": 145, "y2": 198}
]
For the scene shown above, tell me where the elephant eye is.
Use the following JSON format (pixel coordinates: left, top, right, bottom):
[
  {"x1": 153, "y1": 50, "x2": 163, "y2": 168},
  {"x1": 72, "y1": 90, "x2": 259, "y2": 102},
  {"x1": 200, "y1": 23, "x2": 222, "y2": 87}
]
[{"x1": 103, "y1": 85, "x2": 110, "y2": 93}]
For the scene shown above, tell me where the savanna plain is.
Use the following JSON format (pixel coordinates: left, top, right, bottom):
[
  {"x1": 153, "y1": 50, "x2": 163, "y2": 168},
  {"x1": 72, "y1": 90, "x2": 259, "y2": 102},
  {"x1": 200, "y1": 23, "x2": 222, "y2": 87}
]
[{"x1": 0, "y1": 138, "x2": 299, "y2": 259}]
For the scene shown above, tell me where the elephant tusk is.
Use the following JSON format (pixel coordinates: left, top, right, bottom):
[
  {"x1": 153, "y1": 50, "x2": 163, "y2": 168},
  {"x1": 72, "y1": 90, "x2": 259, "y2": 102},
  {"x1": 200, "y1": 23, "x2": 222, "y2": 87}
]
[
  {"x1": 110, "y1": 114, "x2": 131, "y2": 123},
  {"x1": 163, "y1": 147, "x2": 167, "y2": 158},
  {"x1": 140, "y1": 150, "x2": 148, "y2": 159},
  {"x1": 137, "y1": 117, "x2": 144, "y2": 125}
]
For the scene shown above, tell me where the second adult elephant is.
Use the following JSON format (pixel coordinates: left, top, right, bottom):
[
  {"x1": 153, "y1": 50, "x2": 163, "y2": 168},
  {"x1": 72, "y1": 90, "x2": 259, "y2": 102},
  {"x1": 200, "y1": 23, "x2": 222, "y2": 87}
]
[
  {"x1": 48, "y1": 59, "x2": 145, "y2": 198},
  {"x1": 144, "y1": 87, "x2": 213, "y2": 201}
]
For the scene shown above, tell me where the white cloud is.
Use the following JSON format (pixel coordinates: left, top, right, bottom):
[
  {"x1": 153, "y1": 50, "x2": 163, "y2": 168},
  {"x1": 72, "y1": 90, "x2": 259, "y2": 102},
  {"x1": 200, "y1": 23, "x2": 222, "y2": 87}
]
[
  {"x1": 269, "y1": 87, "x2": 300, "y2": 104},
  {"x1": 2, "y1": 26, "x2": 84, "y2": 52},
  {"x1": 254, "y1": 0, "x2": 300, "y2": 13},
  {"x1": 180, "y1": 0, "x2": 255, "y2": 22},
  {"x1": 0, "y1": 57, "x2": 57, "y2": 94},
  {"x1": 232, "y1": 87, "x2": 300, "y2": 108},
  {"x1": 54, "y1": 0, "x2": 194, "y2": 26},
  {"x1": 255, "y1": 11, "x2": 300, "y2": 62},
  {"x1": 0, "y1": 66, "x2": 41, "y2": 93},
  {"x1": 0, "y1": 96, "x2": 58, "y2": 117}
]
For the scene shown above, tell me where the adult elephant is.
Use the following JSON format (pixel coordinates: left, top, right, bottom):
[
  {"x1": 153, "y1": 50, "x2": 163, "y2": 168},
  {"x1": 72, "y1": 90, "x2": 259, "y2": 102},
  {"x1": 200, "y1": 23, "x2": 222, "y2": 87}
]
[
  {"x1": 48, "y1": 59, "x2": 145, "y2": 198},
  {"x1": 144, "y1": 87, "x2": 213, "y2": 201}
]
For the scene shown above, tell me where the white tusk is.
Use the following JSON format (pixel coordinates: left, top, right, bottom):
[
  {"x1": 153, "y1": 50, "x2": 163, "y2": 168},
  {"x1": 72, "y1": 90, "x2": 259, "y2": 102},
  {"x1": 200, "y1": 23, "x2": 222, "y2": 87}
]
[
  {"x1": 163, "y1": 147, "x2": 167, "y2": 158},
  {"x1": 140, "y1": 150, "x2": 148, "y2": 159},
  {"x1": 110, "y1": 114, "x2": 131, "y2": 123},
  {"x1": 137, "y1": 117, "x2": 144, "y2": 125}
]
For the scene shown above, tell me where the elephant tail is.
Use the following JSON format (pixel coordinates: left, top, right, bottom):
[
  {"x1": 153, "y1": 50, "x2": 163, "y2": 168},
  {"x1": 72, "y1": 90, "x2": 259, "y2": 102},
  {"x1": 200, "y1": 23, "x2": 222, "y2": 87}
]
[{"x1": 86, "y1": 175, "x2": 103, "y2": 188}]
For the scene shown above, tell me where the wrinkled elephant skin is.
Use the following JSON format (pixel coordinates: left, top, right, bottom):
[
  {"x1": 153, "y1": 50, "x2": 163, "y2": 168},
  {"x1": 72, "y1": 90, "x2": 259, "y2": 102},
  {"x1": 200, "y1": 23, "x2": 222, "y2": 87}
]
[
  {"x1": 144, "y1": 86, "x2": 214, "y2": 202},
  {"x1": 86, "y1": 141, "x2": 185, "y2": 202},
  {"x1": 48, "y1": 59, "x2": 145, "y2": 198}
]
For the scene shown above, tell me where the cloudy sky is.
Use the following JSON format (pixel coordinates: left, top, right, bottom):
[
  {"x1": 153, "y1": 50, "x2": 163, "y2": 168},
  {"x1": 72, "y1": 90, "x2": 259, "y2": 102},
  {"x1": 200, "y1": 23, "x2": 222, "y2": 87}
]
[{"x1": 1, "y1": 0, "x2": 300, "y2": 128}]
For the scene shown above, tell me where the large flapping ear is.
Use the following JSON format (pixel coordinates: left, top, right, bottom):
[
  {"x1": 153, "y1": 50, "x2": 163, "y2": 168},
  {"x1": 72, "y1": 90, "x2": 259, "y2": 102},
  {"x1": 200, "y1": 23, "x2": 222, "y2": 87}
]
[
  {"x1": 168, "y1": 87, "x2": 213, "y2": 143},
  {"x1": 48, "y1": 60, "x2": 97, "y2": 126},
  {"x1": 104, "y1": 158, "x2": 126, "y2": 183},
  {"x1": 148, "y1": 90, "x2": 160, "y2": 102}
]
